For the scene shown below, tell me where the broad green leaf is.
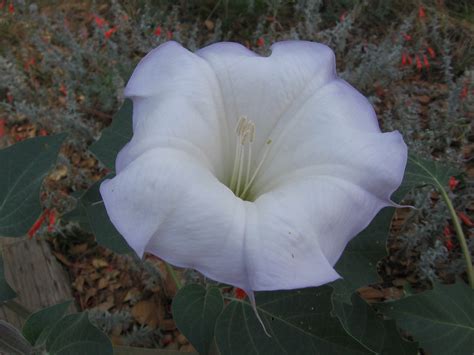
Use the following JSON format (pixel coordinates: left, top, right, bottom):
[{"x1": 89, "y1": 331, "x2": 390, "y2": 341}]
[
  {"x1": 331, "y1": 292, "x2": 418, "y2": 355},
  {"x1": 333, "y1": 207, "x2": 395, "y2": 302},
  {"x1": 331, "y1": 153, "x2": 458, "y2": 299},
  {"x1": 172, "y1": 284, "x2": 223, "y2": 355},
  {"x1": 71, "y1": 178, "x2": 132, "y2": 254},
  {"x1": 0, "y1": 320, "x2": 34, "y2": 355},
  {"x1": 396, "y1": 154, "x2": 460, "y2": 198},
  {"x1": 89, "y1": 99, "x2": 133, "y2": 171},
  {"x1": 0, "y1": 134, "x2": 66, "y2": 237},
  {"x1": 377, "y1": 282, "x2": 474, "y2": 355},
  {"x1": 114, "y1": 346, "x2": 198, "y2": 354},
  {"x1": 0, "y1": 253, "x2": 15, "y2": 302},
  {"x1": 215, "y1": 286, "x2": 370, "y2": 355},
  {"x1": 380, "y1": 320, "x2": 419, "y2": 355},
  {"x1": 22, "y1": 300, "x2": 72, "y2": 346},
  {"x1": 45, "y1": 312, "x2": 113, "y2": 355}
]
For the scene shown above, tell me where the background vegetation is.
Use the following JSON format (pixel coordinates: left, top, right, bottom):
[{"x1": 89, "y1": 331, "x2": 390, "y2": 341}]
[{"x1": 0, "y1": 0, "x2": 473, "y2": 353}]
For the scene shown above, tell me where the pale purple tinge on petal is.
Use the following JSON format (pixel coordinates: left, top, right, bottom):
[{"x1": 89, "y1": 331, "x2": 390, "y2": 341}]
[
  {"x1": 118, "y1": 41, "x2": 228, "y2": 180},
  {"x1": 100, "y1": 40, "x2": 408, "y2": 292},
  {"x1": 197, "y1": 40, "x2": 337, "y2": 157},
  {"x1": 100, "y1": 147, "x2": 252, "y2": 289}
]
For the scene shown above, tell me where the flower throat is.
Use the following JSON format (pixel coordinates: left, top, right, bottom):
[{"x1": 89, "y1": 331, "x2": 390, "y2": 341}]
[{"x1": 229, "y1": 116, "x2": 271, "y2": 200}]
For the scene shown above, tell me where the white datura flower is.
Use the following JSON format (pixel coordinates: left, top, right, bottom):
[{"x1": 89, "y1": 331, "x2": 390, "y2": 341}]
[{"x1": 101, "y1": 40, "x2": 407, "y2": 294}]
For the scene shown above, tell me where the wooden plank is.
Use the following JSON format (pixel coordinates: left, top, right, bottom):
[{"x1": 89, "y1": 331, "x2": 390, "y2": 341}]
[{"x1": 0, "y1": 237, "x2": 77, "y2": 329}]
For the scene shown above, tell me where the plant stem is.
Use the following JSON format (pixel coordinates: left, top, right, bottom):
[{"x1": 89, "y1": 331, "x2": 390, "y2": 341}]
[
  {"x1": 438, "y1": 186, "x2": 474, "y2": 288},
  {"x1": 4, "y1": 300, "x2": 31, "y2": 319},
  {"x1": 164, "y1": 262, "x2": 182, "y2": 290}
]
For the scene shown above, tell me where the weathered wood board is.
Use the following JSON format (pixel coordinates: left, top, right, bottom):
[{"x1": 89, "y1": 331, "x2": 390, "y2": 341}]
[{"x1": 0, "y1": 237, "x2": 77, "y2": 329}]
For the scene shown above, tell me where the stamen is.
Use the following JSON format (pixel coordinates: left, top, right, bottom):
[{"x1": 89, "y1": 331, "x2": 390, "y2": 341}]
[
  {"x1": 229, "y1": 117, "x2": 271, "y2": 200},
  {"x1": 240, "y1": 139, "x2": 271, "y2": 200}
]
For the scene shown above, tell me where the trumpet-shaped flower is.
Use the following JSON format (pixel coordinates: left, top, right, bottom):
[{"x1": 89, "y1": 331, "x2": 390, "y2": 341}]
[{"x1": 100, "y1": 41, "x2": 407, "y2": 293}]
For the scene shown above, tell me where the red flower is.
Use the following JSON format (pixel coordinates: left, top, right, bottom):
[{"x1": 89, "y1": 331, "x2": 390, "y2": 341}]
[
  {"x1": 94, "y1": 15, "x2": 106, "y2": 28},
  {"x1": 443, "y1": 225, "x2": 452, "y2": 238},
  {"x1": 8, "y1": 2, "x2": 14, "y2": 14},
  {"x1": 445, "y1": 239, "x2": 454, "y2": 251},
  {"x1": 458, "y1": 212, "x2": 474, "y2": 227},
  {"x1": 28, "y1": 210, "x2": 49, "y2": 238},
  {"x1": 427, "y1": 47, "x2": 436, "y2": 58},
  {"x1": 59, "y1": 83, "x2": 67, "y2": 96},
  {"x1": 166, "y1": 30, "x2": 173, "y2": 40},
  {"x1": 401, "y1": 52, "x2": 407, "y2": 66},
  {"x1": 418, "y1": 5, "x2": 426, "y2": 18},
  {"x1": 0, "y1": 1, "x2": 5, "y2": 10},
  {"x1": 257, "y1": 37, "x2": 265, "y2": 47},
  {"x1": 448, "y1": 176, "x2": 459, "y2": 191},
  {"x1": 415, "y1": 55, "x2": 423, "y2": 71},
  {"x1": 235, "y1": 288, "x2": 247, "y2": 299},
  {"x1": 48, "y1": 210, "x2": 56, "y2": 232},
  {"x1": 24, "y1": 58, "x2": 36, "y2": 71},
  {"x1": 0, "y1": 119, "x2": 5, "y2": 137},
  {"x1": 402, "y1": 33, "x2": 412, "y2": 41},
  {"x1": 339, "y1": 11, "x2": 347, "y2": 22},
  {"x1": 104, "y1": 26, "x2": 118, "y2": 39},
  {"x1": 154, "y1": 26, "x2": 162, "y2": 36},
  {"x1": 443, "y1": 225, "x2": 453, "y2": 251},
  {"x1": 460, "y1": 84, "x2": 469, "y2": 100}
]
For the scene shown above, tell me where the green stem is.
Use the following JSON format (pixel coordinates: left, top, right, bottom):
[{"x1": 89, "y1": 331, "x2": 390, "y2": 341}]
[
  {"x1": 438, "y1": 186, "x2": 474, "y2": 288},
  {"x1": 4, "y1": 300, "x2": 31, "y2": 319},
  {"x1": 164, "y1": 262, "x2": 182, "y2": 290}
]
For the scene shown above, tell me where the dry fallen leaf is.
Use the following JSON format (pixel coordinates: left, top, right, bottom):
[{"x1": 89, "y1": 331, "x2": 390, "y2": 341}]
[
  {"x1": 131, "y1": 299, "x2": 161, "y2": 329},
  {"x1": 69, "y1": 243, "x2": 88, "y2": 255},
  {"x1": 92, "y1": 258, "x2": 109, "y2": 268},
  {"x1": 204, "y1": 19, "x2": 214, "y2": 30},
  {"x1": 97, "y1": 277, "x2": 109, "y2": 289},
  {"x1": 49, "y1": 164, "x2": 68, "y2": 181}
]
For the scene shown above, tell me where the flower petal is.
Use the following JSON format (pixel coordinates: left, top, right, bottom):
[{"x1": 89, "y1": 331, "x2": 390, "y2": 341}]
[
  {"x1": 119, "y1": 41, "x2": 228, "y2": 179},
  {"x1": 101, "y1": 146, "x2": 342, "y2": 291},
  {"x1": 252, "y1": 79, "x2": 407, "y2": 200},
  {"x1": 249, "y1": 174, "x2": 388, "y2": 290},
  {"x1": 101, "y1": 40, "x2": 408, "y2": 293},
  {"x1": 197, "y1": 41, "x2": 338, "y2": 153},
  {"x1": 101, "y1": 147, "x2": 253, "y2": 288}
]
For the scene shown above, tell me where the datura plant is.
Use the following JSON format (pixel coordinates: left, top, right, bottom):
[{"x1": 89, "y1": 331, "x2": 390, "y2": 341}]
[{"x1": 100, "y1": 41, "x2": 407, "y2": 299}]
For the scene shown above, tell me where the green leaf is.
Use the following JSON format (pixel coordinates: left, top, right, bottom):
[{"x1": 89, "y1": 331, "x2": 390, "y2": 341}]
[
  {"x1": 331, "y1": 292, "x2": 418, "y2": 354},
  {"x1": 0, "y1": 253, "x2": 15, "y2": 302},
  {"x1": 377, "y1": 282, "x2": 474, "y2": 355},
  {"x1": 89, "y1": 99, "x2": 133, "y2": 171},
  {"x1": 396, "y1": 154, "x2": 460, "y2": 198},
  {"x1": 172, "y1": 284, "x2": 223, "y2": 355},
  {"x1": 0, "y1": 134, "x2": 66, "y2": 237},
  {"x1": 68, "y1": 100, "x2": 134, "y2": 254},
  {"x1": 72, "y1": 178, "x2": 132, "y2": 254},
  {"x1": 331, "y1": 153, "x2": 454, "y2": 300},
  {"x1": 114, "y1": 345, "x2": 198, "y2": 354},
  {"x1": 45, "y1": 312, "x2": 113, "y2": 355},
  {"x1": 215, "y1": 286, "x2": 370, "y2": 355},
  {"x1": 0, "y1": 320, "x2": 34, "y2": 355},
  {"x1": 22, "y1": 300, "x2": 72, "y2": 346},
  {"x1": 333, "y1": 207, "x2": 395, "y2": 302}
]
